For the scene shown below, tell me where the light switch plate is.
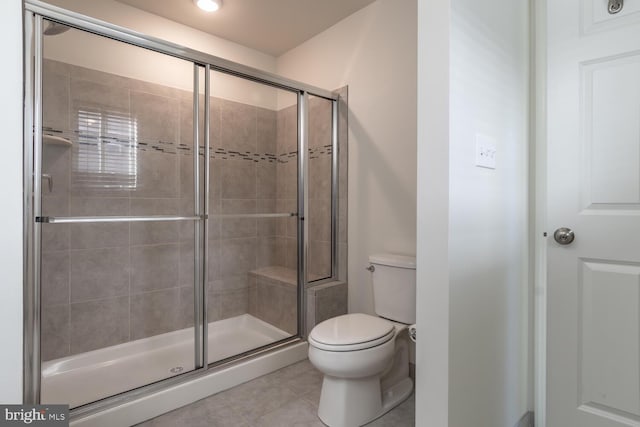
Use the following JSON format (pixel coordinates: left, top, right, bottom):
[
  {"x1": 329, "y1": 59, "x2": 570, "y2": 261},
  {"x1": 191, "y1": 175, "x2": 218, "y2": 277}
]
[{"x1": 475, "y1": 134, "x2": 496, "y2": 169}]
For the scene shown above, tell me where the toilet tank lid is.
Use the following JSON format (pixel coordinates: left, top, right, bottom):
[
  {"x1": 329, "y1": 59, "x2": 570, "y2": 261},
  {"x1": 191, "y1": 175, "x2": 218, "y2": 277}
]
[{"x1": 369, "y1": 254, "x2": 416, "y2": 269}]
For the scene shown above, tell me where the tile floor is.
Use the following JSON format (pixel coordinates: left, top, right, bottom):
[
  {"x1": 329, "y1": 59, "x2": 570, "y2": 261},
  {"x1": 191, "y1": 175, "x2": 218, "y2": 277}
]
[{"x1": 138, "y1": 359, "x2": 415, "y2": 427}]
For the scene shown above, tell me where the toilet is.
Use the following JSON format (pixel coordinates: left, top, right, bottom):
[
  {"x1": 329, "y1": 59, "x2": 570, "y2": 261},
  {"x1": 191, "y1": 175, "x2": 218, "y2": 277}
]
[{"x1": 308, "y1": 254, "x2": 416, "y2": 427}]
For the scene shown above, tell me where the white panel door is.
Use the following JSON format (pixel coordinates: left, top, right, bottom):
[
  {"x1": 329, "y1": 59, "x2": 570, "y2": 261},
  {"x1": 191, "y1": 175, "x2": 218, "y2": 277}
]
[{"x1": 547, "y1": 1, "x2": 640, "y2": 426}]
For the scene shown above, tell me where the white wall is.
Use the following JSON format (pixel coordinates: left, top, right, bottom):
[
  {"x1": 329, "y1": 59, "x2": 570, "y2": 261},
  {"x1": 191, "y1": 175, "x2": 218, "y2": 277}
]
[
  {"x1": 0, "y1": 0, "x2": 24, "y2": 404},
  {"x1": 45, "y1": 0, "x2": 276, "y2": 71},
  {"x1": 277, "y1": 0, "x2": 418, "y2": 315},
  {"x1": 447, "y1": 0, "x2": 530, "y2": 426}
]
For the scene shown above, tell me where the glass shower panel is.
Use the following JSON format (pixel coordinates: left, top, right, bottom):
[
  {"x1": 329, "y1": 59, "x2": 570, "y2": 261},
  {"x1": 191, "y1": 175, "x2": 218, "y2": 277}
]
[
  {"x1": 207, "y1": 70, "x2": 299, "y2": 363},
  {"x1": 39, "y1": 22, "x2": 201, "y2": 407},
  {"x1": 308, "y1": 95, "x2": 333, "y2": 281}
]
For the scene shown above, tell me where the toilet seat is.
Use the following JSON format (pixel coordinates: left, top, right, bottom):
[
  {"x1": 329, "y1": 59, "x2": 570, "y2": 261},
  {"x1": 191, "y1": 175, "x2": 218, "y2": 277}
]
[{"x1": 309, "y1": 313, "x2": 395, "y2": 352}]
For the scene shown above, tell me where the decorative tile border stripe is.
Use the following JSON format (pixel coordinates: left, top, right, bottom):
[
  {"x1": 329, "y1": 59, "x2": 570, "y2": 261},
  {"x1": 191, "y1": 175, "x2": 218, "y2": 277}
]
[{"x1": 44, "y1": 128, "x2": 333, "y2": 163}]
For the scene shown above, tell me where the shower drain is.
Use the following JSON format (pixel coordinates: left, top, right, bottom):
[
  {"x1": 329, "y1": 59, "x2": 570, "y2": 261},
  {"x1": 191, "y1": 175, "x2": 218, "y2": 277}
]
[{"x1": 169, "y1": 366, "x2": 184, "y2": 374}]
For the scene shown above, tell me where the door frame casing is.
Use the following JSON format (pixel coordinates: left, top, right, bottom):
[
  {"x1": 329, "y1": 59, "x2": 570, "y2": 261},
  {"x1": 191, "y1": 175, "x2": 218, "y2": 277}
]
[{"x1": 533, "y1": 0, "x2": 548, "y2": 426}]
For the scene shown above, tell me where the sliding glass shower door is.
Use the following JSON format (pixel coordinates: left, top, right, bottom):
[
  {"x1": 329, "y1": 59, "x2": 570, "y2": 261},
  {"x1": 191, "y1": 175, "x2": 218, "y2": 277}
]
[
  {"x1": 205, "y1": 71, "x2": 300, "y2": 364},
  {"x1": 29, "y1": 14, "x2": 310, "y2": 410},
  {"x1": 38, "y1": 22, "x2": 201, "y2": 407},
  {"x1": 26, "y1": 2, "x2": 340, "y2": 413}
]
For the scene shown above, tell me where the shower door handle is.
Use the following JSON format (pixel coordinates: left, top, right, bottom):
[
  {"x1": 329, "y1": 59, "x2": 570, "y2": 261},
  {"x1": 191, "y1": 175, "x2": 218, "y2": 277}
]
[{"x1": 42, "y1": 174, "x2": 53, "y2": 192}]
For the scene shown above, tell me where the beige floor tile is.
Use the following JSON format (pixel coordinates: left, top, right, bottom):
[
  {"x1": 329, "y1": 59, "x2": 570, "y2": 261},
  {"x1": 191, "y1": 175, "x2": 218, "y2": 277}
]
[
  {"x1": 137, "y1": 359, "x2": 415, "y2": 427},
  {"x1": 253, "y1": 398, "x2": 325, "y2": 427}
]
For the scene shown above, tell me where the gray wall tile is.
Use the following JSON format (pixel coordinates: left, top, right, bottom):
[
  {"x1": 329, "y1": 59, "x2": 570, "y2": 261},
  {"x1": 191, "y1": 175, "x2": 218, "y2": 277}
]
[
  {"x1": 315, "y1": 282, "x2": 348, "y2": 324},
  {"x1": 178, "y1": 154, "x2": 197, "y2": 205},
  {"x1": 43, "y1": 67, "x2": 70, "y2": 131},
  {"x1": 42, "y1": 145, "x2": 70, "y2": 197},
  {"x1": 220, "y1": 99, "x2": 256, "y2": 153},
  {"x1": 42, "y1": 304, "x2": 70, "y2": 361},
  {"x1": 207, "y1": 242, "x2": 221, "y2": 281},
  {"x1": 178, "y1": 285, "x2": 195, "y2": 329},
  {"x1": 308, "y1": 96, "x2": 332, "y2": 149},
  {"x1": 309, "y1": 157, "x2": 331, "y2": 200},
  {"x1": 256, "y1": 237, "x2": 278, "y2": 269},
  {"x1": 178, "y1": 242, "x2": 196, "y2": 287},
  {"x1": 220, "y1": 160, "x2": 256, "y2": 199},
  {"x1": 131, "y1": 91, "x2": 179, "y2": 144},
  {"x1": 41, "y1": 250, "x2": 69, "y2": 306},
  {"x1": 42, "y1": 223, "x2": 70, "y2": 252},
  {"x1": 70, "y1": 247, "x2": 130, "y2": 303},
  {"x1": 42, "y1": 195, "x2": 69, "y2": 217},
  {"x1": 130, "y1": 198, "x2": 180, "y2": 245},
  {"x1": 178, "y1": 94, "x2": 202, "y2": 150},
  {"x1": 309, "y1": 240, "x2": 331, "y2": 278},
  {"x1": 130, "y1": 289, "x2": 180, "y2": 340},
  {"x1": 210, "y1": 275, "x2": 249, "y2": 292},
  {"x1": 70, "y1": 223, "x2": 130, "y2": 250},
  {"x1": 134, "y1": 151, "x2": 179, "y2": 198},
  {"x1": 130, "y1": 244, "x2": 180, "y2": 293},
  {"x1": 256, "y1": 163, "x2": 276, "y2": 200},
  {"x1": 309, "y1": 197, "x2": 331, "y2": 242},
  {"x1": 70, "y1": 297, "x2": 129, "y2": 354},
  {"x1": 68, "y1": 198, "x2": 130, "y2": 249},
  {"x1": 70, "y1": 196, "x2": 129, "y2": 216},
  {"x1": 207, "y1": 290, "x2": 221, "y2": 323},
  {"x1": 209, "y1": 96, "x2": 222, "y2": 147},
  {"x1": 252, "y1": 276, "x2": 297, "y2": 334},
  {"x1": 220, "y1": 199, "x2": 256, "y2": 239},
  {"x1": 219, "y1": 238, "x2": 256, "y2": 278},
  {"x1": 70, "y1": 78, "x2": 129, "y2": 112},
  {"x1": 217, "y1": 288, "x2": 249, "y2": 319},
  {"x1": 128, "y1": 77, "x2": 184, "y2": 100},
  {"x1": 42, "y1": 197, "x2": 70, "y2": 252},
  {"x1": 277, "y1": 105, "x2": 297, "y2": 154},
  {"x1": 306, "y1": 281, "x2": 348, "y2": 336},
  {"x1": 257, "y1": 108, "x2": 277, "y2": 155},
  {"x1": 276, "y1": 161, "x2": 297, "y2": 200}
]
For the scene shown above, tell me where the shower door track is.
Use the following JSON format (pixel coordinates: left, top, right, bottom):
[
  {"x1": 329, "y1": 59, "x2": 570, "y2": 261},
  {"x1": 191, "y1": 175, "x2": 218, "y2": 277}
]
[{"x1": 23, "y1": 0, "x2": 341, "y2": 420}]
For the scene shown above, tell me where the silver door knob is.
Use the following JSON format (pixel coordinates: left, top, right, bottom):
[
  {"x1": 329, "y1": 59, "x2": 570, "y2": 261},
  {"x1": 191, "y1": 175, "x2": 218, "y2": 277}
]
[{"x1": 553, "y1": 227, "x2": 575, "y2": 245}]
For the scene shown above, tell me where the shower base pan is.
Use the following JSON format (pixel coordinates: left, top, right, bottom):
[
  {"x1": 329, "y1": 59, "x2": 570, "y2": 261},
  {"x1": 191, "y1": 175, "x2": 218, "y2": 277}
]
[{"x1": 41, "y1": 314, "x2": 290, "y2": 408}]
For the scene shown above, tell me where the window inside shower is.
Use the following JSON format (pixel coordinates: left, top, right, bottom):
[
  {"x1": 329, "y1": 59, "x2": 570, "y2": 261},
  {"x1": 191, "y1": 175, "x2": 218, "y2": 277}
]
[{"x1": 29, "y1": 16, "x2": 339, "y2": 410}]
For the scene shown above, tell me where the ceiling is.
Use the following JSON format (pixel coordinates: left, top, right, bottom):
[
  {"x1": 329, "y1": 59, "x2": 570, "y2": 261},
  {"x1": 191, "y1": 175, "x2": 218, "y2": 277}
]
[{"x1": 114, "y1": 0, "x2": 377, "y2": 56}]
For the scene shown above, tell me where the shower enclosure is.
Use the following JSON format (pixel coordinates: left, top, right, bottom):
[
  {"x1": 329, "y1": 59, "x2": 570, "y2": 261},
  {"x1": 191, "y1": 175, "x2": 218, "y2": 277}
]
[{"x1": 23, "y1": 1, "x2": 344, "y2": 416}]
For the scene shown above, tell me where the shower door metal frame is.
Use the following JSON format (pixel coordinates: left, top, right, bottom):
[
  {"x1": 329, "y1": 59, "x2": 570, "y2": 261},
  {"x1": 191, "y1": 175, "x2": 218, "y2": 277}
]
[{"x1": 23, "y1": 0, "x2": 341, "y2": 416}]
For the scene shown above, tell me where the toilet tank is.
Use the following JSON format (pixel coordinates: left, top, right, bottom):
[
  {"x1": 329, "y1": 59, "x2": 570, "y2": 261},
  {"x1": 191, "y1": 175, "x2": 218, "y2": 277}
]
[{"x1": 369, "y1": 254, "x2": 416, "y2": 324}]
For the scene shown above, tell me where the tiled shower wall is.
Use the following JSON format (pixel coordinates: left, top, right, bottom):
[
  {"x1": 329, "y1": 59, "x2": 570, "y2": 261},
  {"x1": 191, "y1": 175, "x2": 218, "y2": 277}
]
[{"x1": 40, "y1": 59, "x2": 341, "y2": 361}]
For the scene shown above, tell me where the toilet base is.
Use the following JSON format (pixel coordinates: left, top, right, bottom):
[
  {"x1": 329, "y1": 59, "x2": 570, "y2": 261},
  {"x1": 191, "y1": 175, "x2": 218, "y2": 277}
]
[
  {"x1": 317, "y1": 376, "x2": 413, "y2": 427},
  {"x1": 374, "y1": 377, "x2": 413, "y2": 422}
]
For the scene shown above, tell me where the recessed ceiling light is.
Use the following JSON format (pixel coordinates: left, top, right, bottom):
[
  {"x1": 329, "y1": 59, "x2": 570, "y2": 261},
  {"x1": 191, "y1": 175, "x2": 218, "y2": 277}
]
[{"x1": 194, "y1": 0, "x2": 222, "y2": 12}]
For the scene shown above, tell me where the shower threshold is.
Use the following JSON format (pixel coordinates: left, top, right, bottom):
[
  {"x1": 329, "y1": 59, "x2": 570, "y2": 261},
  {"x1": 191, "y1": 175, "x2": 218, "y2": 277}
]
[{"x1": 41, "y1": 314, "x2": 290, "y2": 408}]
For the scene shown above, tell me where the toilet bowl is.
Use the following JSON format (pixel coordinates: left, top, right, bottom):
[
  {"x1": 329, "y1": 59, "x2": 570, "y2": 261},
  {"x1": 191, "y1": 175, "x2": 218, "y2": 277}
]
[
  {"x1": 308, "y1": 313, "x2": 413, "y2": 427},
  {"x1": 308, "y1": 254, "x2": 416, "y2": 427}
]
